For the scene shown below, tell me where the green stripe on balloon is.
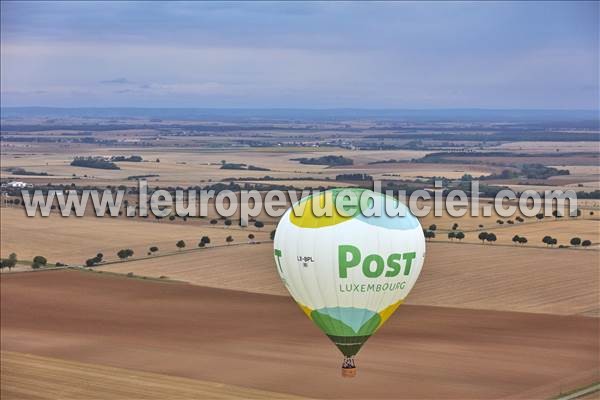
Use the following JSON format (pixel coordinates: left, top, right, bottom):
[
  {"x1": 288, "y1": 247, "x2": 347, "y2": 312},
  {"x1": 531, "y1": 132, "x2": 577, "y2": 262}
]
[
  {"x1": 327, "y1": 335, "x2": 372, "y2": 357},
  {"x1": 311, "y1": 308, "x2": 381, "y2": 337}
]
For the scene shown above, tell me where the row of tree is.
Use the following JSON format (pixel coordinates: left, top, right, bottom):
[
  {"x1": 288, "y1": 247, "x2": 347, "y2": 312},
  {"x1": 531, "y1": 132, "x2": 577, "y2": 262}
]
[
  {"x1": 427, "y1": 210, "x2": 594, "y2": 234},
  {"x1": 422, "y1": 230, "x2": 593, "y2": 248},
  {"x1": 428, "y1": 223, "x2": 459, "y2": 231},
  {"x1": 497, "y1": 216, "x2": 525, "y2": 225},
  {"x1": 541, "y1": 236, "x2": 593, "y2": 248},
  {"x1": 0, "y1": 253, "x2": 18, "y2": 270},
  {"x1": 568, "y1": 237, "x2": 592, "y2": 247},
  {"x1": 146, "y1": 214, "x2": 267, "y2": 229},
  {"x1": 0, "y1": 253, "x2": 63, "y2": 270},
  {"x1": 86, "y1": 253, "x2": 103, "y2": 266},
  {"x1": 86, "y1": 230, "x2": 278, "y2": 266},
  {"x1": 511, "y1": 235, "x2": 528, "y2": 245},
  {"x1": 209, "y1": 219, "x2": 265, "y2": 228},
  {"x1": 424, "y1": 228, "x2": 466, "y2": 241},
  {"x1": 478, "y1": 232, "x2": 497, "y2": 244},
  {"x1": 447, "y1": 231, "x2": 465, "y2": 241}
]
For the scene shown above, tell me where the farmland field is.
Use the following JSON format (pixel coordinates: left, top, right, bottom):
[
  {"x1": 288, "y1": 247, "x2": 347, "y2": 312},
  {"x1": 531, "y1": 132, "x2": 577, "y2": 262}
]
[
  {"x1": 1, "y1": 147, "x2": 434, "y2": 187},
  {"x1": 0, "y1": 207, "x2": 270, "y2": 264},
  {"x1": 453, "y1": 218, "x2": 600, "y2": 246},
  {"x1": 1, "y1": 352, "x2": 305, "y2": 400},
  {"x1": 426, "y1": 218, "x2": 600, "y2": 247},
  {"x1": 2, "y1": 111, "x2": 599, "y2": 400},
  {"x1": 2, "y1": 2, "x2": 600, "y2": 398},
  {"x1": 99, "y1": 241, "x2": 599, "y2": 316},
  {"x1": 100, "y1": 243, "x2": 286, "y2": 296},
  {"x1": 2, "y1": 270, "x2": 598, "y2": 400},
  {"x1": 3, "y1": 198, "x2": 597, "y2": 267}
]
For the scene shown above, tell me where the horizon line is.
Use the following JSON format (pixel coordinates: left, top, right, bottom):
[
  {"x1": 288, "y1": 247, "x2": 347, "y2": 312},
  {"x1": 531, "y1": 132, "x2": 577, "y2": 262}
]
[{"x1": 2, "y1": 106, "x2": 598, "y2": 112}]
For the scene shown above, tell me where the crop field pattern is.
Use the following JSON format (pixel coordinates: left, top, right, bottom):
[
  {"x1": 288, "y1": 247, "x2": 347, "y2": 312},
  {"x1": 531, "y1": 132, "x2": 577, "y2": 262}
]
[
  {"x1": 1, "y1": 112, "x2": 599, "y2": 399},
  {"x1": 2, "y1": 270, "x2": 598, "y2": 399}
]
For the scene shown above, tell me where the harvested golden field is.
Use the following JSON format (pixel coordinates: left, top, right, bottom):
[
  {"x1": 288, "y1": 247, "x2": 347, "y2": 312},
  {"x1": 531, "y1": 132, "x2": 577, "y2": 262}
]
[
  {"x1": 507, "y1": 183, "x2": 600, "y2": 193},
  {"x1": 451, "y1": 218, "x2": 600, "y2": 247},
  {"x1": 418, "y1": 203, "x2": 535, "y2": 231},
  {"x1": 240, "y1": 179, "x2": 357, "y2": 188},
  {"x1": 1, "y1": 352, "x2": 306, "y2": 400},
  {"x1": 426, "y1": 152, "x2": 599, "y2": 167},
  {"x1": 1, "y1": 147, "x2": 434, "y2": 187},
  {"x1": 551, "y1": 164, "x2": 600, "y2": 176},
  {"x1": 100, "y1": 241, "x2": 599, "y2": 316},
  {"x1": 8, "y1": 143, "x2": 549, "y2": 187},
  {"x1": 420, "y1": 215, "x2": 600, "y2": 247},
  {"x1": 412, "y1": 242, "x2": 599, "y2": 317},
  {"x1": 419, "y1": 202, "x2": 599, "y2": 233},
  {"x1": 100, "y1": 243, "x2": 284, "y2": 296},
  {"x1": 349, "y1": 162, "x2": 499, "y2": 179},
  {"x1": 548, "y1": 164, "x2": 600, "y2": 187},
  {"x1": 1, "y1": 147, "x2": 316, "y2": 186},
  {"x1": 0, "y1": 208, "x2": 270, "y2": 265},
  {"x1": 494, "y1": 141, "x2": 600, "y2": 153}
]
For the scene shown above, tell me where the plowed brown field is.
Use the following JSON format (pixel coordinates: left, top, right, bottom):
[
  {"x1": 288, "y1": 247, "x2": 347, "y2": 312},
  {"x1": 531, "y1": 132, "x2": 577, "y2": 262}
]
[
  {"x1": 1, "y1": 270, "x2": 598, "y2": 399},
  {"x1": 1, "y1": 351, "x2": 308, "y2": 400}
]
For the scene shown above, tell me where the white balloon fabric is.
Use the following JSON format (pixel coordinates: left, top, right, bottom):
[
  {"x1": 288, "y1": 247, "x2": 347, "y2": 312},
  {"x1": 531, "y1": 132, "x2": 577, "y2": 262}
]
[{"x1": 274, "y1": 189, "x2": 426, "y2": 358}]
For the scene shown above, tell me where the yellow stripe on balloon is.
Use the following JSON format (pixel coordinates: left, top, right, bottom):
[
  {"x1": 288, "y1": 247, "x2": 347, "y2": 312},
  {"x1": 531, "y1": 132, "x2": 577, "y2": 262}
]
[
  {"x1": 297, "y1": 303, "x2": 314, "y2": 320},
  {"x1": 289, "y1": 191, "x2": 354, "y2": 228},
  {"x1": 377, "y1": 300, "x2": 404, "y2": 329}
]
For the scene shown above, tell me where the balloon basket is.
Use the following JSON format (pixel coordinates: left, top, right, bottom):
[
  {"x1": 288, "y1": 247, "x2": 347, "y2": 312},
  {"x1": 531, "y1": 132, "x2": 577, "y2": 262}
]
[
  {"x1": 341, "y1": 357, "x2": 356, "y2": 378},
  {"x1": 341, "y1": 366, "x2": 357, "y2": 378}
]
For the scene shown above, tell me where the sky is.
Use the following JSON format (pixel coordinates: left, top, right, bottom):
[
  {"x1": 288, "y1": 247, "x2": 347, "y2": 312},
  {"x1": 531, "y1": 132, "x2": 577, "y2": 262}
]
[{"x1": 1, "y1": 1, "x2": 598, "y2": 109}]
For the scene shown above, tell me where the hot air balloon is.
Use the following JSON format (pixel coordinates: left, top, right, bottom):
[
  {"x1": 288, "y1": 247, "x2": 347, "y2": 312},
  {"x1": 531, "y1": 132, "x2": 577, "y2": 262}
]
[{"x1": 273, "y1": 188, "x2": 425, "y2": 377}]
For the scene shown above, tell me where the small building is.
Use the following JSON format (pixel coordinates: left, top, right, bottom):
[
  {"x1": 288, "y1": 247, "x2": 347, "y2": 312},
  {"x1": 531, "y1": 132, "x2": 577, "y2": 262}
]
[{"x1": 6, "y1": 181, "x2": 32, "y2": 188}]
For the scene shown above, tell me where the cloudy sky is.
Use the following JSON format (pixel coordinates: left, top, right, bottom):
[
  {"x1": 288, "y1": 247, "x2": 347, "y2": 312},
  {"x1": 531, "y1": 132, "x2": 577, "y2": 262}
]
[{"x1": 1, "y1": 1, "x2": 598, "y2": 109}]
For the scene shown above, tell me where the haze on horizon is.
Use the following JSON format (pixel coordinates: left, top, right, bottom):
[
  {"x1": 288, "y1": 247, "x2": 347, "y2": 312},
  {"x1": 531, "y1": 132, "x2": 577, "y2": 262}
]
[{"x1": 1, "y1": 1, "x2": 598, "y2": 110}]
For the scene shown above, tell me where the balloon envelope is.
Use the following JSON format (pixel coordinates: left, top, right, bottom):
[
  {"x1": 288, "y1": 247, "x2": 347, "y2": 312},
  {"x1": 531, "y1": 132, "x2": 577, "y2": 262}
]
[{"x1": 274, "y1": 189, "x2": 426, "y2": 357}]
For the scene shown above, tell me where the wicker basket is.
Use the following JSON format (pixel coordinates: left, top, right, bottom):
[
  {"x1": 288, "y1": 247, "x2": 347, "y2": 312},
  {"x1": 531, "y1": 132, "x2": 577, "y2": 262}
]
[{"x1": 341, "y1": 367, "x2": 357, "y2": 378}]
